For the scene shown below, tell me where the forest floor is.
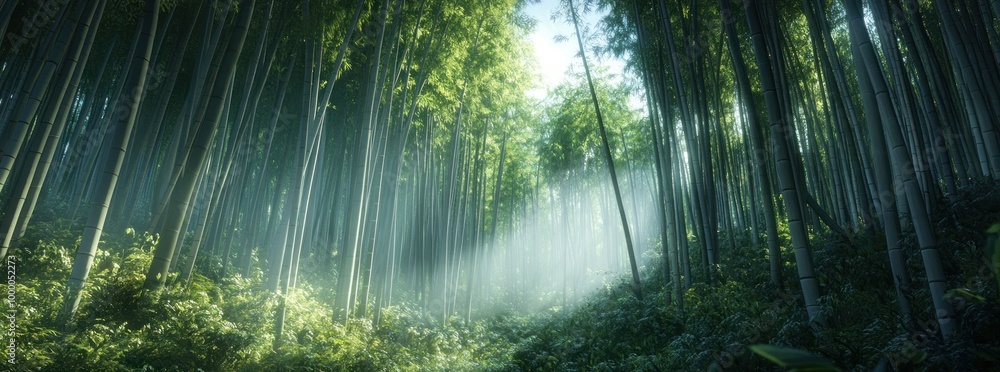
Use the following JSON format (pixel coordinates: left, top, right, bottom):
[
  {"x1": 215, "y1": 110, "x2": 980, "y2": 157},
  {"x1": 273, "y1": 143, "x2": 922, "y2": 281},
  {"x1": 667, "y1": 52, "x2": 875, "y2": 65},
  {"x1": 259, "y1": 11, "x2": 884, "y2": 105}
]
[{"x1": 13, "y1": 179, "x2": 1000, "y2": 371}]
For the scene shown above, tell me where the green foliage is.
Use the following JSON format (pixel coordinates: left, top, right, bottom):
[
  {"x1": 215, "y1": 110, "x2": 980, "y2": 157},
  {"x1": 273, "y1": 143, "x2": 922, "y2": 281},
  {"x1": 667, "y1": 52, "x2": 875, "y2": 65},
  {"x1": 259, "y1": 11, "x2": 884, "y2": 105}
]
[
  {"x1": 989, "y1": 223, "x2": 1000, "y2": 290},
  {"x1": 539, "y1": 69, "x2": 643, "y2": 178},
  {"x1": 9, "y1": 180, "x2": 998, "y2": 371},
  {"x1": 15, "y1": 223, "x2": 269, "y2": 371},
  {"x1": 506, "y1": 182, "x2": 1000, "y2": 371},
  {"x1": 995, "y1": 264, "x2": 1000, "y2": 300},
  {"x1": 17, "y1": 215, "x2": 525, "y2": 370},
  {"x1": 255, "y1": 304, "x2": 524, "y2": 371},
  {"x1": 14, "y1": 183, "x2": 1000, "y2": 371}
]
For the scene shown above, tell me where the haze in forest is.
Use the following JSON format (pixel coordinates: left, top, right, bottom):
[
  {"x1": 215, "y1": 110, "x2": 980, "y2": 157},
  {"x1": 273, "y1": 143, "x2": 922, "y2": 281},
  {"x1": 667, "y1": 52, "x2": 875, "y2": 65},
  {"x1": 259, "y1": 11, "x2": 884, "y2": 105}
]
[
  {"x1": 3, "y1": 0, "x2": 1000, "y2": 370},
  {"x1": 470, "y1": 167, "x2": 660, "y2": 315}
]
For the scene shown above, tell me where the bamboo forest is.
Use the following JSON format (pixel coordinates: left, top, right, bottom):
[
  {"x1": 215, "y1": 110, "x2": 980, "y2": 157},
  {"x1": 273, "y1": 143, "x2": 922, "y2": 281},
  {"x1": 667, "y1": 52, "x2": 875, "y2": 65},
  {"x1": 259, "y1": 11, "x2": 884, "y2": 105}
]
[{"x1": 3, "y1": 0, "x2": 1000, "y2": 370}]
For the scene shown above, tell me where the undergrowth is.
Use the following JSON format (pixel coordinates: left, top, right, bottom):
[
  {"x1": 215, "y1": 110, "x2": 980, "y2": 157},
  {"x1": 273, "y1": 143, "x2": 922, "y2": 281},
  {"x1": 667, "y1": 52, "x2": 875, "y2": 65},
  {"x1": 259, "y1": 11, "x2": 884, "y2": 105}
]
[
  {"x1": 14, "y1": 223, "x2": 520, "y2": 371},
  {"x1": 510, "y1": 179, "x2": 1000, "y2": 371},
  {"x1": 12, "y1": 180, "x2": 1000, "y2": 370}
]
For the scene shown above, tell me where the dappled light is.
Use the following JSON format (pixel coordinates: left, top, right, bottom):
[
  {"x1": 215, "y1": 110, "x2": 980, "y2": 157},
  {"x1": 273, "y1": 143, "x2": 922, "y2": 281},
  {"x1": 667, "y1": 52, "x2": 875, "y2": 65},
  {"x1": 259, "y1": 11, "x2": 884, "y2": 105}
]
[{"x1": 3, "y1": 0, "x2": 1000, "y2": 370}]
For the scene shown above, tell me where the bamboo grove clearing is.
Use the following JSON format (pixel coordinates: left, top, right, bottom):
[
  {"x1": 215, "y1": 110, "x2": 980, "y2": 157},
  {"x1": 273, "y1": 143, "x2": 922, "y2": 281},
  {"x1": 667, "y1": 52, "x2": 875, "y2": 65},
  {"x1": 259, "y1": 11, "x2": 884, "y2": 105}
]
[{"x1": 2, "y1": 0, "x2": 1000, "y2": 370}]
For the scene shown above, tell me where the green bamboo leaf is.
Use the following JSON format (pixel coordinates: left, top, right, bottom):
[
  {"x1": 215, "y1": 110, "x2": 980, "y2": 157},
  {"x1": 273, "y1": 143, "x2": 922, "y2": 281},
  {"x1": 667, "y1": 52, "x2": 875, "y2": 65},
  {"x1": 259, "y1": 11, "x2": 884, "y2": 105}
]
[
  {"x1": 945, "y1": 288, "x2": 985, "y2": 303},
  {"x1": 994, "y1": 236, "x2": 1000, "y2": 290},
  {"x1": 749, "y1": 344, "x2": 841, "y2": 372}
]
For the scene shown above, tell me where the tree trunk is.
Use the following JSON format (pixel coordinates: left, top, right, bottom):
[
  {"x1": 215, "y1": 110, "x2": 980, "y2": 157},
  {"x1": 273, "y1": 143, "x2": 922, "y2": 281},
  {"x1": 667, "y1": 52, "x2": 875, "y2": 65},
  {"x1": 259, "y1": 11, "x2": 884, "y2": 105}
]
[
  {"x1": 745, "y1": 0, "x2": 822, "y2": 321},
  {"x1": 61, "y1": 0, "x2": 156, "y2": 325},
  {"x1": 569, "y1": 0, "x2": 641, "y2": 301}
]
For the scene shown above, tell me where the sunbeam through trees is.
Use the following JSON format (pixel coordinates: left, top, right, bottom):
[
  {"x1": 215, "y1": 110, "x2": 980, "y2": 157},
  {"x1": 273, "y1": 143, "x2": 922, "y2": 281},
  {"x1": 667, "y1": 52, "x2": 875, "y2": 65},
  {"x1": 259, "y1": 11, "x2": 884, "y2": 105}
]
[{"x1": 2, "y1": 0, "x2": 1000, "y2": 370}]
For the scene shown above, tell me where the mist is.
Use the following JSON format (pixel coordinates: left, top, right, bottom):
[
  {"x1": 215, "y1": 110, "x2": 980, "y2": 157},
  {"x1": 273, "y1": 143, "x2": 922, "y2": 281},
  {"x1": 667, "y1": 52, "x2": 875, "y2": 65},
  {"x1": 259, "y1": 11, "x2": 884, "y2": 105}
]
[{"x1": 452, "y1": 165, "x2": 662, "y2": 316}]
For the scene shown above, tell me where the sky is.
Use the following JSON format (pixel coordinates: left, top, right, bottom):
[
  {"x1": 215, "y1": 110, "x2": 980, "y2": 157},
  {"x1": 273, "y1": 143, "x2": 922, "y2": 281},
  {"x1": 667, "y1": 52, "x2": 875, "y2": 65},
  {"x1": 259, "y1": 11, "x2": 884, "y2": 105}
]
[{"x1": 522, "y1": 0, "x2": 632, "y2": 104}]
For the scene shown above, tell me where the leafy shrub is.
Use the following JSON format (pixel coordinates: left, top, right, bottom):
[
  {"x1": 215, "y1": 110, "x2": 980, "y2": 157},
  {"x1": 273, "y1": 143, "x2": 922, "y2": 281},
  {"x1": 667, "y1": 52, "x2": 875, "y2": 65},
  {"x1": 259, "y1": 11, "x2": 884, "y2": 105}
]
[{"x1": 13, "y1": 181, "x2": 1000, "y2": 371}]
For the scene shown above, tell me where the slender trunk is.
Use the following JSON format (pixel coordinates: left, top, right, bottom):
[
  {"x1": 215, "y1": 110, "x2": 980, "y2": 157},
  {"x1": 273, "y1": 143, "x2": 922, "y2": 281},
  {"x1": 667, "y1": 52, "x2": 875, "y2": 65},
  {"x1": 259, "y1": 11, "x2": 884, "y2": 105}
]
[
  {"x1": 745, "y1": 0, "x2": 822, "y2": 321},
  {"x1": 569, "y1": 0, "x2": 641, "y2": 301},
  {"x1": 144, "y1": 0, "x2": 257, "y2": 291},
  {"x1": 61, "y1": 0, "x2": 156, "y2": 325}
]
